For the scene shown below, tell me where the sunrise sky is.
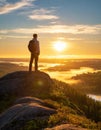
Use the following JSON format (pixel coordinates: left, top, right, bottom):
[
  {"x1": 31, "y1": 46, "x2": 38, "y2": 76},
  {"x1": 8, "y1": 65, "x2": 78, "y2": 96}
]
[{"x1": 0, "y1": 0, "x2": 101, "y2": 58}]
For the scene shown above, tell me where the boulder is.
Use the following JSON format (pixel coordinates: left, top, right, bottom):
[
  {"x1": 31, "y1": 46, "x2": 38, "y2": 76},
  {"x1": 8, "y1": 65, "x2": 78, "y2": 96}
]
[
  {"x1": 0, "y1": 97, "x2": 56, "y2": 130},
  {"x1": 0, "y1": 71, "x2": 53, "y2": 97},
  {"x1": 45, "y1": 124, "x2": 87, "y2": 130},
  {"x1": 14, "y1": 96, "x2": 45, "y2": 105}
]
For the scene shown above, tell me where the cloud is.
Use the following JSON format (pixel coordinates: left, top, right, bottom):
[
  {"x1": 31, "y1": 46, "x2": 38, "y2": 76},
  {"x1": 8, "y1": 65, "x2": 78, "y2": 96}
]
[
  {"x1": 0, "y1": 34, "x2": 30, "y2": 39},
  {"x1": 0, "y1": 0, "x2": 34, "y2": 14},
  {"x1": 29, "y1": 15, "x2": 58, "y2": 20},
  {"x1": 28, "y1": 8, "x2": 59, "y2": 20},
  {"x1": 12, "y1": 24, "x2": 101, "y2": 34},
  {"x1": 31, "y1": 8, "x2": 54, "y2": 14},
  {"x1": 0, "y1": 1, "x2": 58, "y2": 21},
  {"x1": 0, "y1": 24, "x2": 101, "y2": 35},
  {"x1": 6, "y1": 35, "x2": 30, "y2": 39},
  {"x1": 0, "y1": 29, "x2": 8, "y2": 34}
]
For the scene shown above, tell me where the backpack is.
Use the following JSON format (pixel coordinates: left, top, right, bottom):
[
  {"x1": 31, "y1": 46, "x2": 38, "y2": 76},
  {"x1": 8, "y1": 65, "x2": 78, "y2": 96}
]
[{"x1": 28, "y1": 40, "x2": 36, "y2": 53}]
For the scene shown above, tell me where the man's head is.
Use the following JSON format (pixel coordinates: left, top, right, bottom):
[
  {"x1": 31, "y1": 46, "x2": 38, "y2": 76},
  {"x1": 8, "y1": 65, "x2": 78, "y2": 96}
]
[{"x1": 33, "y1": 34, "x2": 37, "y2": 39}]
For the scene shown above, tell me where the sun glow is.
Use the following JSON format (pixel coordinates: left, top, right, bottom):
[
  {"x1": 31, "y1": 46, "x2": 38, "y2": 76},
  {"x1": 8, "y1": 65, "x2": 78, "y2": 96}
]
[{"x1": 53, "y1": 41, "x2": 67, "y2": 52}]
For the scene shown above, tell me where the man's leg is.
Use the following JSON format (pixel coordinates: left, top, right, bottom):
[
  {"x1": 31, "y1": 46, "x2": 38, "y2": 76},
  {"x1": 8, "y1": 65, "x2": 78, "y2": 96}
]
[
  {"x1": 35, "y1": 55, "x2": 38, "y2": 71},
  {"x1": 29, "y1": 53, "x2": 34, "y2": 71}
]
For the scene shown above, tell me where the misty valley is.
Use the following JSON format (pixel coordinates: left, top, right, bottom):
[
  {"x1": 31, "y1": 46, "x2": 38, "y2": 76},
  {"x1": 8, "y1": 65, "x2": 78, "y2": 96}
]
[{"x1": 0, "y1": 58, "x2": 101, "y2": 102}]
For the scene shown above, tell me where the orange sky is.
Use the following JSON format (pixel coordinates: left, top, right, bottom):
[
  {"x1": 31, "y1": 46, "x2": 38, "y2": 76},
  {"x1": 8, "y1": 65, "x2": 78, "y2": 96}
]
[{"x1": 0, "y1": 0, "x2": 101, "y2": 59}]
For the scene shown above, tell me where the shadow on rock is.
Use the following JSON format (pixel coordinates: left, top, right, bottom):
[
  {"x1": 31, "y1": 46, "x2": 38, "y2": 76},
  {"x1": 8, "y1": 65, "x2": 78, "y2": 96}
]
[
  {"x1": 0, "y1": 71, "x2": 53, "y2": 98},
  {"x1": 0, "y1": 96, "x2": 56, "y2": 130}
]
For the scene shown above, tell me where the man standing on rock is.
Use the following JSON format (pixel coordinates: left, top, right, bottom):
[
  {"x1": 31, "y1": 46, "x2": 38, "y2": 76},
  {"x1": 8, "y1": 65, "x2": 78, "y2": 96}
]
[{"x1": 28, "y1": 34, "x2": 40, "y2": 71}]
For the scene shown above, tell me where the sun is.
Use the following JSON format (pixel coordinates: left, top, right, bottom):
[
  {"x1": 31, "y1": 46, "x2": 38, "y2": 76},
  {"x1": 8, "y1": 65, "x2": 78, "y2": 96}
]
[{"x1": 53, "y1": 41, "x2": 67, "y2": 52}]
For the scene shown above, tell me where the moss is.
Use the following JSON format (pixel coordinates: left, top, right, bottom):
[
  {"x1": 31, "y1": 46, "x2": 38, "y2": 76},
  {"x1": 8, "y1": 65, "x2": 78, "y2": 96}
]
[
  {"x1": 48, "y1": 107, "x2": 98, "y2": 129},
  {"x1": 0, "y1": 95, "x2": 16, "y2": 113},
  {"x1": 20, "y1": 118, "x2": 48, "y2": 130}
]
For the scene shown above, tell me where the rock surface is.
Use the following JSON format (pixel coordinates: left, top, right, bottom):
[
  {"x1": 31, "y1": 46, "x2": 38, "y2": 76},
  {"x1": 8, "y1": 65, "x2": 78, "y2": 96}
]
[
  {"x1": 0, "y1": 97, "x2": 56, "y2": 129},
  {"x1": 14, "y1": 96, "x2": 45, "y2": 105},
  {"x1": 0, "y1": 71, "x2": 90, "y2": 130},
  {"x1": 45, "y1": 124, "x2": 87, "y2": 130},
  {"x1": 0, "y1": 71, "x2": 53, "y2": 96}
]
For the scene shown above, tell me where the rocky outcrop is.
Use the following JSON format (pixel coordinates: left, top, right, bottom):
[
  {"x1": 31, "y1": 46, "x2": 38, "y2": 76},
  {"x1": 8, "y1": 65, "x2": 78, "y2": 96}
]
[
  {"x1": 14, "y1": 96, "x2": 45, "y2": 105},
  {"x1": 0, "y1": 97, "x2": 56, "y2": 130},
  {"x1": 0, "y1": 71, "x2": 53, "y2": 97},
  {"x1": 0, "y1": 71, "x2": 55, "y2": 129},
  {"x1": 45, "y1": 124, "x2": 87, "y2": 130},
  {"x1": 0, "y1": 71, "x2": 89, "y2": 130}
]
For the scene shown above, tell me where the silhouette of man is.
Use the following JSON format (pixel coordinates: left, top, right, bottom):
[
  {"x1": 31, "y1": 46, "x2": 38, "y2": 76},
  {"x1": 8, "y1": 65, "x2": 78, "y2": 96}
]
[{"x1": 28, "y1": 34, "x2": 40, "y2": 71}]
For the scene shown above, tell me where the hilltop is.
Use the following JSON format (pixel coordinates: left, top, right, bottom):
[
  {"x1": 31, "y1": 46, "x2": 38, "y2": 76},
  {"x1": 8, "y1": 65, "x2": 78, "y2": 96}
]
[
  {"x1": 0, "y1": 71, "x2": 101, "y2": 129},
  {"x1": 0, "y1": 71, "x2": 52, "y2": 97}
]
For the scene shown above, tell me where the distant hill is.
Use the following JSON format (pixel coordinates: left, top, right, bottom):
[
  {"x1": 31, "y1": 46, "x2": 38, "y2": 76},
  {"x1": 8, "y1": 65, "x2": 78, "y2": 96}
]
[
  {"x1": 71, "y1": 71, "x2": 101, "y2": 94},
  {"x1": 0, "y1": 71, "x2": 100, "y2": 129},
  {"x1": 0, "y1": 63, "x2": 27, "y2": 77}
]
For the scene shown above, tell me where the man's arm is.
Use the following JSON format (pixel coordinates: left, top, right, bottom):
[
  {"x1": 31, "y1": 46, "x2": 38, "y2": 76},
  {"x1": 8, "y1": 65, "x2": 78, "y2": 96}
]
[{"x1": 36, "y1": 41, "x2": 40, "y2": 55}]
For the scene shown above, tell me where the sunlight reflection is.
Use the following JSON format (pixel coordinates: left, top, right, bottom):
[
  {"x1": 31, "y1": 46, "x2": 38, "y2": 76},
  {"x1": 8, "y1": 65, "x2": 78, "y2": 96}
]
[
  {"x1": 70, "y1": 67, "x2": 94, "y2": 75},
  {"x1": 46, "y1": 67, "x2": 99, "y2": 84},
  {"x1": 37, "y1": 80, "x2": 44, "y2": 86},
  {"x1": 5, "y1": 61, "x2": 101, "y2": 85},
  {"x1": 88, "y1": 94, "x2": 101, "y2": 102}
]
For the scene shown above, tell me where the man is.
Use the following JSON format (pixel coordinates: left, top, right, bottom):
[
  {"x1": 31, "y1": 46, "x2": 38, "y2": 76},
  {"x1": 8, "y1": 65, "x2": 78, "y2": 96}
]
[{"x1": 28, "y1": 34, "x2": 40, "y2": 71}]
